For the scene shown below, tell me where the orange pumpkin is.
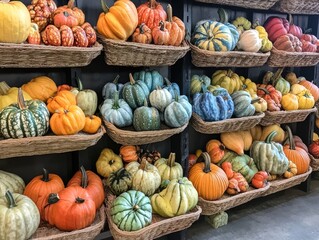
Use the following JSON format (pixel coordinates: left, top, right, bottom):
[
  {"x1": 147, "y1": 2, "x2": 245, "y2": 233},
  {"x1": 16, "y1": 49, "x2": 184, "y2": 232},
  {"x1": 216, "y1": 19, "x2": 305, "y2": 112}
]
[
  {"x1": 137, "y1": 0, "x2": 167, "y2": 30},
  {"x1": 299, "y1": 79, "x2": 319, "y2": 102},
  {"x1": 82, "y1": 115, "x2": 102, "y2": 134},
  {"x1": 164, "y1": 4, "x2": 185, "y2": 46},
  {"x1": 57, "y1": 84, "x2": 72, "y2": 92},
  {"x1": 132, "y1": 23, "x2": 152, "y2": 44},
  {"x1": 22, "y1": 76, "x2": 57, "y2": 102},
  {"x1": 206, "y1": 139, "x2": 225, "y2": 163},
  {"x1": 119, "y1": 145, "x2": 140, "y2": 163},
  {"x1": 47, "y1": 90, "x2": 77, "y2": 114},
  {"x1": 152, "y1": 20, "x2": 169, "y2": 45},
  {"x1": 53, "y1": 0, "x2": 85, "y2": 27},
  {"x1": 257, "y1": 84, "x2": 282, "y2": 111},
  {"x1": 188, "y1": 152, "x2": 228, "y2": 201}
]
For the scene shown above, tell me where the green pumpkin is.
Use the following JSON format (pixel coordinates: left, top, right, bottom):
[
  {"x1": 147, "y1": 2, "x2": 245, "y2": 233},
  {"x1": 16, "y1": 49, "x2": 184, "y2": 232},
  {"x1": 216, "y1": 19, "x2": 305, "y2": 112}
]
[
  {"x1": 149, "y1": 87, "x2": 172, "y2": 112},
  {"x1": 133, "y1": 100, "x2": 160, "y2": 131},
  {"x1": 231, "y1": 90, "x2": 255, "y2": 118},
  {"x1": 110, "y1": 190, "x2": 152, "y2": 231},
  {"x1": 102, "y1": 75, "x2": 124, "y2": 99},
  {"x1": 100, "y1": 91, "x2": 133, "y2": 128},
  {"x1": 133, "y1": 70, "x2": 164, "y2": 92},
  {"x1": 164, "y1": 95, "x2": 192, "y2": 128},
  {"x1": 0, "y1": 191, "x2": 40, "y2": 240},
  {"x1": 106, "y1": 168, "x2": 132, "y2": 196},
  {"x1": 0, "y1": 170, "x2": 25, "y2": 197},
  {"x1": 154, "y1": 153, "x2": 183, "y2": 181},
  {"x1": 151, "y1": 177, "x2": 198, "y2": 218},
  {"x1": 0, "y1": 89, "x2": 49, "y2": 139},
  {"x1": 122, "y1": 74, "x2": 150, "y2": 110},
  {"x1": 250, "y1": 131, "x2": 289, "y2": 175},
  {"x1": 192, "y1": 20, "x2": 233, "y2": 51},
  {"x1": 271, "y1": 69, "x2": 290, "y2": 95},
  {"x1": 190, "y1": 75, "x2": 211, "y2": 95}
]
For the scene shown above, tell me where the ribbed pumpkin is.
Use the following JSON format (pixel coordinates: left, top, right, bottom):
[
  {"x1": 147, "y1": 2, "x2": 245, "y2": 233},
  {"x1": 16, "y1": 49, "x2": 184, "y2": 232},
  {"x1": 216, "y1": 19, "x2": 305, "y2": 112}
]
[
  {"x1": 133, "y1": 100, "x2": 160, "y2": 131},
  {"x1": 137, "y1": 0, "x2": 167, "y2": 30},
  {"x1": 189, "y1": 152, "x2": 228, "y2": 201},
  {"x1": 217, "y1": 8, "x2": 239, "y2": 50},
  {"x1": 149, "y1": 87, "x2": 172, "y2": 112},
  {"x1": 132, "y1": 23, "x2": 152, "y2": 44},
  {"x1": 299, "y1": 79, "x2": 319, "y2": 102},
  {"x1": 119, "y1": 145, "x2": 140, "y2": 163},
  {"x1": 133, "y1": 70, "x2": 164, "y2": 92},
  {"x1": 102, "y1": 75, "x2": 124, "y2": 100},
  {"x1": 53, "y1": 0, "x2": 85, "y2": 28},
  {"x1": 237, "y1": 29, "x2": 262, "y2": 52},
  {"x1": 0, "y1": 0, "x2": 31, "y2": 43},
  {"x1": 206, "y1": 139, "x2": 225, "y2": 164},
  {"x1": 231, "y1": 90, "x2": 256, "y2": 118},
  {"x1": 97, "y1": 0, "x2": 138, "y2": 40},
  {"x1": 96, "y1": 148, "x2": 123, "y2": 178},
  {"x1": 163, "y1": 78, "x2": 180, "y2": 98},
  {"x1": 212, "y1": 69, "x2": 242, "y2": 94},
  {"x1": 165, "y1": 4, "x2": 185, "y2": 46},
  {"x1": 0, "y1": 81, "x2": 32, "y2": 110},
  {"x1": 82, "y1": 115, "x2": 102, "y2": 134},
  {"x1": 257, "y1": 84, "x2": 282, "y2": 111},
  {"x1": 22, "y1": 76, "x2": 57, "y2": 102},
  {"x1": 154, "y1": 153, "x2": 183, "y2": 181},
  {"x1": 106, "y1": 168, "x2": 132, "y2": 196},
  {"x1": 164, "y1": 95, "x2": 192, "y2": 128},
  {"x1": 190, "y1": 74, "x2": 211, "y2": 95},
  {"x1": 0, "y1": 170, "x2": 25, "y2": 197},
  {"x1": 46, "y1": 90, "x2": 77, "y2": 114}
]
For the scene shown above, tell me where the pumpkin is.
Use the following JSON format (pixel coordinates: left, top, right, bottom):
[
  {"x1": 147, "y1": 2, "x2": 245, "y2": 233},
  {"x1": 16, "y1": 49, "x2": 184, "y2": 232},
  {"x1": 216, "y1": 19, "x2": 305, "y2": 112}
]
[
  {"x1": 301, "y1": 34, "x2": 318, "y2": 44},
  {"x1": 281, "y1": 93, "x2": 299, "y2": 111},
  {"x1": 189, "y1": 152, "x2": 228, "y2": 201},
  {"x1": 188, "y1": 154, "x2": 198, "y2": 169},
  {"x1": 270, "y1": 68, "x2": 290, "y2": 95},
  {"x1": 206, "y1": 139, "x2": 225, "y2": 164},
  {"x1": 217, "y1": 8, "x2": 239, "y2": 50},
  {"x1": 0, "y1": 170, "x2": 25, "y2": 197},
  {"x1": 164, "y1": 95, "x2": 192, "y2": 128},
  {"x1": 284, "y1": 161, "x2": 298, "y2": 178},
  {"x1": 165, "y1": 4, "x2": 185, "y2": 46},
  {"x1": 154, "y1": 153, "x2": 183, "y2": 181},
  {"x1": 298, "y1": 90, "x2": 315, "y2": 109},
  {"x1": 106, "y1": 168, "x2": 132, "y2": 196},
  {"x1": 285, "y1": 72, "x2": 299, "y2": 85},
  {"x1": 67, "y1": 166, "x2": 104, "y2": 209},
  {"x1": 96, "y1": 148, "x2": 123, "y2": 178},
  {"x1": 241, "y1": 77, "x2": 257, "y2": 97},
  {"x1": 102, "y1": 75, "x2": 124, "y2": 100},
  {"x1": 260, "y1": 38, "x2": 273, "y2": 52},
  {"x1": 133, "y1": 100, "x2": 160, "y2": 131},
  {"x1": 257, "y1": 84, "x2": 282, "y2": 111},
  {"x1": 22, "y1": 76, "x2": 57, "y2": 102},
  {"x1": 252, "y1": 96, "x2": 267, "y2": 113},
  {"x1": 82, "y1": 115, "x2": 101, "y2": 134},
  {"x1": 226, "y1": 178, "x2": 240, "y2": 195},
  {"x1": 192, "y1": 20, "x2": 233, "y2": 51},
  {"x1": 125, "y1": 159, "x2": 161, "y2": 196},
  {"x1": 50, "y1": 105, "x2": 85, "y2": 135},
  {"x1": 283, "y1": 126, "x2": 310, "y2": 175},
  {"x1": 152, "y1": 20, "x2": 170, "y2": 45},
  {"x1": 212, "y1": 69, "x2": 242, "y2": 94},
  {"x1": 41, "y1": 24, "x2": 61, "y2": 46},
  {"x1": 151, "y1": 177, "x2": 198, "y2": 217},
  {"x1": 264, "y1": 16, "x2": 289, "y2": 42},
  {"x1": 260, "y1": 124, "x2": 285, "y2": 143},
  {"x1": 0, "y1": 81, "x2": 32, "y2": 110},
  {"x1": 24, "y1": 168, "x2": 64, "y2": 220},
  {"x1": 220, "y1": 130, "x2": 252, "y2": 155},
  {"x1": 137, "y1": 0, "x2": 167, "y2": 30},
  {"x1": 250, "y1": 131, "x2": 289, "y2": 175},
  {"x1": 232, "y1": 16, "x2": 251, "y2": 33},
  {"x1": 27, "y1": 23, "x2": 41, "y2": 44},
  {"x1": 149, "y1": 87, "x2": 172, "y2": 112},
  {"x1": 273, "y1": 34, "x2": 302, "y2": 52},
  {"x1": 299, "y1": 79, "x2": 319, "y2": 102},
  {"x1": 237, "y1": 29, "x2": 262, "y2": 52},
  {"x1": 288, "y1": 14, "x2": 302, "y2": 39},
  {"x1": 284, "y1": 135, "x2": 308, "y2": 153},
  {"x1": 119, "y1": 145, "x2": 140, "y2": 163},
  {"x1": 46, "y1": 90, "x2": 77, "y2": 114},
  {"x1": 0, "y1": 191, "x2": 40, "y2": 240},
  {"x1": 72, "y1": 26, "x2": 89, "y2": 47},
  {"x1": 45, "y1": 186, "x2": 96, "y2": 231},
  {"x1": 309, "y1": 140, "x2": 319, "y2": 158},
  {"x1": 132, "y1": 23, "x2": 152, "y2": 44},
  {"x1": 97, "y1": 0, "x2": 138, "y2": 40},
  {"x1": 111, "y1": 190, "x2": 152, "y2": 231},
  {"x1": 0, "y1": 89, "x2": 50, "y2": 139},
  {"x1": 133, "y1": 70, "x2": 164, "y2": 92},
  {"x1": 290, "y1": 83, "x2": 307, "y2": 95},
  {"x1": 302, "y1": 39, "x2": 317, "y2": 52},
  {"x1": 100, "y1": 91, "x2": 133, "y2": 128},
  {"x1": 231, "y1": 90, "x2": 256, "y2": 117},
  {"x1": 190, "y1": 74, "x2": 211, "y2": 95},
  {"x1": 251, "y1": 171, "x2": 268, "y2": 189},
  {"x1": 53, "y1": 0, "x2": 85, "y2": 27},
  {"x1": 163, "y1": 78, "x2": 180, "y2": 98}
]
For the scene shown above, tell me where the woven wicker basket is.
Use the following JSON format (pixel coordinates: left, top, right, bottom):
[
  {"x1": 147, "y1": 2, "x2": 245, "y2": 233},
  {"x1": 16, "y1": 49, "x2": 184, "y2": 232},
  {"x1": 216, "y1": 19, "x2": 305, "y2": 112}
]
[
  {"x1": 190, "y1": 113, "x2": 265, "y2": 134},
  {"x1": 268, "y1": 47, "x2": 319, "y2": 67},
  {"x1": 31, "y1": 205, "x2": 106, "y2": 240},
  {"x1": 261, "y1": 167, "x2": 312, "y2": 197},
  {"x1": 309, "y1": 154, "x2": 319, "y2": 171},
  {"x1": 272, "y1": 0, "x2": 319, "y2": 14},
  {"x1": 103, "y1": 119, "x2": 188, "y2": 145},
  {"x1": 0, "y1": 127, "x2": 105, "y2": 159},
  {"x1": 0, "y1": 42, "x2": 102, "y2": 68},
  {"x1": 190, "y1": 43, "x2": 270, "y2": 67},
  {"x1": 198, "y1": 184, "x2": 270, "y2": 216},
  {"x1": 259, "y1": 108, "x2": 316, "y2": 126},
  {"x1": 105, "y1": 192, "x2": 201, "y2": 240},
  {"x1": 97, "y1": 34, "x2": 189, "y2": 67},
  {"x1": 194, "y1": 0, "x2": 278, "y2": 9}
]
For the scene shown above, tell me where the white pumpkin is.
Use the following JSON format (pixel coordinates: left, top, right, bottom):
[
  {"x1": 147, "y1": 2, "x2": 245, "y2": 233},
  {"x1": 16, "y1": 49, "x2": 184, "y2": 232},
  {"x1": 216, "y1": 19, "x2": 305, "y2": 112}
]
[
  {"x1": 149, "y1": 88, "x2": 173, "y2": 112},
  {"x1": 237, "y1": 30, "x2": 262, "y2": 53}
]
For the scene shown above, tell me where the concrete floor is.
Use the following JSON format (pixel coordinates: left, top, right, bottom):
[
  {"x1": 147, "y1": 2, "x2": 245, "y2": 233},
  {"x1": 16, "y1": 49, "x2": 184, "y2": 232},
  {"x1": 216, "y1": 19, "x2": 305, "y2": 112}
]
[{"x1": 185, "y1": 178, "x2": 319, "y2": 240}]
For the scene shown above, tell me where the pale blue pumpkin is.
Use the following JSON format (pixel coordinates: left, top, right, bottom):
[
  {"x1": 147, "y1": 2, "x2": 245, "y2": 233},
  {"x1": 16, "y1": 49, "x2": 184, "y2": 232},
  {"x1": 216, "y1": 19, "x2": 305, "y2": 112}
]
[
  {"x1": 164, "y1": 95, "x2": 192, "y2": 128},
  {"x1": 163, "y1": 78, "x2": 180, "y2": 98},
  {"x1": 231, "y1": 90, "x2": 255, "y2": 118},
  {"x1": 102, "y1": 75, "x2": 124, "y2": 99},
  {"x1": 133, "y1": 70, "x2": 164, "y2": 92}
]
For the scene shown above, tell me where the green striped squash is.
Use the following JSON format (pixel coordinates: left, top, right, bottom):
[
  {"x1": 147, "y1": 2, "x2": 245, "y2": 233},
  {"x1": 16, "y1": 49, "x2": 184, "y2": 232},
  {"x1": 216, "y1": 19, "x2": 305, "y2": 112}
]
[
  {"x1": 231, "y1": 90, "x2": 255, "y2": 118},
  {"x1": 192, "y1": 20, "x2": 233, "y2": 51},
  {"x1": 133, "y1": 101, "x2": 160, "y2": 131},
  {"x1": 0, "y1": 89, "x2": 49, "y2": 139}
]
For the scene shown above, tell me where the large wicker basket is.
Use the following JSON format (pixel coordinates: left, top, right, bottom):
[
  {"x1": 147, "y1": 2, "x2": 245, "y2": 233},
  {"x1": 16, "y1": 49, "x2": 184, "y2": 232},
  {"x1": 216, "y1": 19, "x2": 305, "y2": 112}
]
[
  {"x1": 309, "y1": 154, "x2": 319, "y2": 171},
  {"x1": 98, "y1": 34, "x2": 189, "y2": 67},
  {"x1": 198, "y1": 184, "x2": 270, "y2": 216},
  {"x1": 190, "y1": 43, "x2": 270, "y2": 67},
  {"x1": 0, "y1": 127, "x2": 105, "y2": 159},
  {"x1": 272, "y1": 0, "x2": 319, "y2": 14},
  {"x1": 268, "y1": 47, "x2": 319, "y2": 67},
  {"x1": 0, "y1": 42, "x2": 102, "y2": 68},
  {"x1": 259, "y1": 108, "x2": 316, "y2": 126},
  {"x1": 31, "y1": 205, "x2": 106, "y2": 240},
  {"x1": 190, "y1": 113, "x2": 265, "y2": 134},
  {"x1": 194, "y1": 0, "x2": 278, "y2": 9},
  {"x1": 105, "y1": 192, "x2": 201, "y2": 240}
]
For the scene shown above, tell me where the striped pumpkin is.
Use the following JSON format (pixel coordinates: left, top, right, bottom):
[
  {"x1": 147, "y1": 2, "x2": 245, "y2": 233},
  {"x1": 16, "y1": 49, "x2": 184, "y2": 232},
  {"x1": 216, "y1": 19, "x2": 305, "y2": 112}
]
[{"x1": 192, "y1": 20, "x2": 233, "y2": 51}]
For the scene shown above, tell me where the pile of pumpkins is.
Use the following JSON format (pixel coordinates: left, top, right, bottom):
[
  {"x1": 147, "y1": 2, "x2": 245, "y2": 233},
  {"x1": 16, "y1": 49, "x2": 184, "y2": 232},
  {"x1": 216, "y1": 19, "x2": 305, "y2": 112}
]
[
  {"x1": 191, "y1": 8, "x2": 272, "y2": 53},
  {"x1": 0, "y1": 166, "x2": 104, "y2": 239},
  {"x1": 188, "y1": 124, "x2": 310, "y2": 201},
  {"x1": 100, "y1": 70, "x2": 192, "y2": 131},
  {"x1": 0, "y1": 76, "x2": 101, "y2": 139},
  {"x1": 95, "y1": 145, "x2": 198, "y2": 231}
]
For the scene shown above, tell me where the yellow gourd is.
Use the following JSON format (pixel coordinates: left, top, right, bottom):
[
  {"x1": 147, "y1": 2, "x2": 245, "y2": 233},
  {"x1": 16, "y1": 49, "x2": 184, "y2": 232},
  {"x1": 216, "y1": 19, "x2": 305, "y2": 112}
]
[{"x1": 0, "y1": 81, "x2": 32, "y2": 110}]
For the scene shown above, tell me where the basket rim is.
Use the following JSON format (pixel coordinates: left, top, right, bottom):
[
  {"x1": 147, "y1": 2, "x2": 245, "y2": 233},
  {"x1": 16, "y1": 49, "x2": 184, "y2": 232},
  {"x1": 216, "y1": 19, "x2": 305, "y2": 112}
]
[
  {"x1": 264, "y1": 108, "x2": 317, "y2": 116},
  {"x1": 309, "y1": 154, "x2": 319, "y2": 171},
  {"x1": 268, "y1": 167, "x2": 312, "y2": 186},
  {"x1": 271, "y1": 47, "x2": 319, "y2": 56}
]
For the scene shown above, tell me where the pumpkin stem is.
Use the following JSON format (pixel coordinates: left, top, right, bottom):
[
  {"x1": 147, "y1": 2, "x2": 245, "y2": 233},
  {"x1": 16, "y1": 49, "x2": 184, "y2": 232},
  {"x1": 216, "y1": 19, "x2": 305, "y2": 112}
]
[
  {"x1": 139, "y1": 158, "x2": 148, "y2": 170},
  {"x1": 251, "y1": 98, "x2": 262, "y2": 104},
  {"x1": 257, "y1": 87, "x2": 270, "y2": 95},
  {"x1": 265, "y1": 131, "x2": 277, "y2": 143},
  {"x1": 101, "y1": 0, "x2": 110, "y2": 13},
  {"x1": 48, "y1": 193, "x2": 60, "y2": 204},
  {"x1": 159, "y1": 21, "x2": 165, "y2": 31},
  {"x1": 262, "y1": 71, "x2": 274, "y2": 84},
  {"x1": 288, "y1": 14, "x2": 294, "y2": 24},
  {"x1": 128, "y1": 73, "x2": 135, "y2": 85},
  {"x1": 67, "y1": 0, "x2": 75, "y2": 8},
  {"x1": 80, "y1": 166, "x2": 88, "y2": 189},
  {"x1": 271, "y1": 68, "x2": 285, "y2": 84},
  {"x1": 41, "y1": 168, "x2": 50, "y2": 182},
  {"x1": 133, "y1": 204, "x2": 140, "y2": 211},
  {"x1": 139, "y1": 23, "x2": 146, "y2": 34},
  {"x1": 167, "y1": 153, "x2": 176, "y2": 167},
  {"x1": 219, "y1": 144, "x2": 226, "y2": 151},
  {"x1": 0, "y1": 81, "x2": 11, "y2": 95},
  {"x1": 167, "y1": 4, "x2": 173, "y2": 22},
  {"x1": 217, "y1": 8, "x2": 229, "y2": 23},
  {"x1": 197, "y1": 152, "x2": 211, "y2": 173},
  {"x1": 75, "y1": 197, "x2": 85, "y2": 203},
  {"x1": 109, "y1": 159, "x2": 115, "y2": 165},
  {"x1": 285, "y1": 125, "x2": 296, "y2": 150},
  {"x1": 164, "y1": 77, "x2": 172, "y2": 86},
  {"x1": 149, "y1": 0, "x2": 155, "y2": 8},
  {"x1": 112, "y1": 91, "x2": 120, "y2": 109},
  {"x1": 252, "y1": 19, "x2": 261, "y2": 28},
  {"x1": 113, "y1": 75, "x2": 120, "y2": 84},
  {"x1": 143, "y1": 98, "x2": 148, "y2": 107},
  {"x1": 17, "y1": 88, "x2": 27, "y2": 110},
  {"x1": 5, "y1": 191, "x2": 17, "y2": 208},
  {"x1": 76, "y1": 77, "x2": 84, "y2": 91},
  {"x1": 226, "y1": 69, "x2": 233, "y2": 77}
]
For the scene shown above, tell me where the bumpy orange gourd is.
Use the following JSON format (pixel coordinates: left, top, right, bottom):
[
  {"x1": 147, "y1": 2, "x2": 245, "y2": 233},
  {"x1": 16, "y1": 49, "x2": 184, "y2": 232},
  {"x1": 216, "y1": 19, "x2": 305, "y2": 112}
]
[
  {"x1": 82, "y1": 115, "x2": 101, "y2": 134},
  {"x1": 119, "y1": 145, "x2": 140, "y2": 163},
  {"x1": 97, "y1": 0, "x2": 138, "y2": 40},
  {"x1": 164, "y1": 4, "x2": 185, "y2": 46},
  {"x1": 21, "y1": 76, "x2": 57, "y2": 102},
  {"x1": 47, "y1": 90, "x2": 76, "y2": 113},
  {"x1": 132, "y1": 23, "x2": 152, "y2": 44},
  {"x1": 137, "y1": 0, "x2": 167, "y2": 30},
  {"x1": 206, "y1": 139, "x2": 225, "y2": 164},
  {"x1": 53, "y1": 0, "x2": 85, "y2": 27},
  {"x1": 284, "y1": 160, "x2": 297, "y2": 178},
  {"x1": 152, "y1": 20, "x2": 169, "y2": 45}
]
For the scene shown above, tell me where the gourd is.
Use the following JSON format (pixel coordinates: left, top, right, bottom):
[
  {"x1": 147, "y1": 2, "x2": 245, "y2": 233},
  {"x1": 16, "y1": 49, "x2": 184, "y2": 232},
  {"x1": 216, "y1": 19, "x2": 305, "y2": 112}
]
[
  {"x1": 250, "y1": 131, "x2": 289, "y2": 175},
  {"x1": 164, "y1": 95, "x2": 192, "y2": 128},
  {"x1": 137, "y1": 0, "x2": 167, "y2": 30},
  {"x1": 0, "y1": 170, "x2": 25, "y2": 197},
  {"x1": 97, "y1": 0, "x2": 138, "y2": 40},
  {"x1": 152, "y1": 20, "x2": 169, "y2": 45},
  {"x1": 297, "y1": 90, "x2": 315, "y2": 110},
  {"x1": 299, "y1": 79, "x2": 319, "y2": 102},
  {"x1": 281, "y1": 93, "x2": 299, "y2": 111},
  {"x1": 53, "y1": 0, "x2": 85, "y2": 27},
  {"x1": 0, "y1": 191, "x2": 40, "y2": 240},
  {"x1": 154, "y1": 153, "x2": 183, "y2": 181},
  {"x1": 163, "y1": 78, "x2": 180, "y2": 98},
  {"x1": 133, "y1": 70, "x2": 164, "y2": 92},
  {"x1": 132, "y1": 23, "x2": 152, "y2": 44},
  {"x1": 21, "y1": 76, "x2": 57, "y2": 102},
  {"x1": 231, "y1": 90, "x2": 256, "y2": 117},
  {"x1": 220, "y1": 130, "x2": 252, "y2": 155},
  {"x1": 240, "y1": 77, "x2": 257, "y2": 96},
  {"x1": 190, "y1": 74, "x2": 211, "y2": 95},
  {"x1": 237, "y1": 30, "x2": 262, "y2": 52},
  {"x1": 111, "y1": 190, "x2": 152, "y2": 231},
  {"x1": 96, "y1": 148, "x2": 123, "y2": 178},
  {"x1": 133, "y1": 100, "x2": 161, "y2": 131},
  {"x1": 212, "y1": 69, "x2": 242, "y2": 94},
  {"x1": 250, "y1": 125, "x2": 262, "y2": 141},
  {"x1": 24, "y1": 168, "x2": 64, "y2": 220},
  {"x1": 257, "y1": 84, "x2": 282, "y2": 111},
  {"x1": 151, "y1": 177, "x2": 198, "y2": 217},
  {"x1": 46, "y1": 90, "x2": 77, "y2": 114},
  {"x1": 165, "y1": 4, "x2": 185, "y2": 46},
  {"x1": 274, "y1": 34, "x2": 302, "y2": 52},
  {"x1": 232, "y1": 16, "x2": 251, "y2": 33},
  {"x1": 125, "y1": 159, "x2": 161, "y2": 196},
  {"x1": 284, "y1": 161, "x2": 298, "y2": 178},
  {"x1": 106, "y1": 168, "x2": 132, "y2": 196},
  {"x1": 0, "y1": 0, "x2": 31, "y2": 43},
  {"x1": 102, "y1": 75, "x2": 124, "y2": 99},
  {"x1": 0, "y1": 81, "x2": 32, "y2": 110},
  {"x1": 119, "y1": 145, "x2": 140, "y2": 163},
  {"x1": 251, "y1": 171, "x2": 268, "y2": 189},
  {"x1": 206, "y1": 139, "x2": 225, "y2": 164},
  {"x1": 270, "y1": 68, "x2": 290, "y2": 95},
  {"x1": 82, "y1": 115, "x2": 102, "y2": 134},
  {"x1": 0, "y1": 89, "x2": 50, "y2": 139},
  {"x1": 251, "y1": 95, "x2": 267, "y2": 113},
  {"x1": 260, "y1": 124, "x2": 285, "y2": 143},
  {"x1": 149, "y1": 87, "x2": 172, "y2": 112}
]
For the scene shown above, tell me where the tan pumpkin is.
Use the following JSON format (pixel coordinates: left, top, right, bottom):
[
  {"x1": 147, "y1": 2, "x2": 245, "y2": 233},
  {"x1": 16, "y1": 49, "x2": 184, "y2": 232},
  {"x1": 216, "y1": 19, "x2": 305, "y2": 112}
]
[
  {"x1": 206, "y1": 139, "x2": 225, "y2": 164},
  {"x1": 21, "y1": 76, "x2": 57, "y2": 102},
  {"x1": 96, "y1": 148, "x2": 123, "y2": 178},
  {"x1": 284, "y1": 160, "x2": 298, "y2": 178}
]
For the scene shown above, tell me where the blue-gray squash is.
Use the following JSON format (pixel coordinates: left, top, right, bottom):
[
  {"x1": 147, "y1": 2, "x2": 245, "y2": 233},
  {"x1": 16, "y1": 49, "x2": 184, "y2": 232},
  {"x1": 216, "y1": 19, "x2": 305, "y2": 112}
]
[
  {"x1": 163, "y1": 78, "x2": 180, "y2": 98},
  {"x1": 231, "y1": 90, "x2": 256, "y2": 118},
  {"x1": 102, "y1": 75, "x2": 124, "y2": 99},
  {"x1": 210, "y1": 86, "x2": 234, "y2": 119},
  {"x1": 133, "y1": 100, "x2": 160, "y2": 131},
  {"x1": 133, "y1": 70, "x2": 164, "y2": 92},
  {"x1": 164, "y1": 95, "x2": 192, "y2": 128}
]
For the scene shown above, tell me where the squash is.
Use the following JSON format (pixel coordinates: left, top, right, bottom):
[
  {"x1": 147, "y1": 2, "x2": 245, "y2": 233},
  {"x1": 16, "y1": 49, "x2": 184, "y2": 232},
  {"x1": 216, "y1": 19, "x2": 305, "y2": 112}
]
[
  {"x1": 132, "y1": 23, "x2": 152, "y2": 44},
  {"x1": 237, "y1": 30, "x2": 262, "y2": 52},
  {"x1": 151, "y1": 177, "x2": 198, "y2": 217},
  {"x1": 21, "y1": 76, "x2": 57, "y2": 102},
  {"x1": 106, "y1": 168, "x2": 132, "y2": 196},
  {"x1": 299, "y1": 79, "x2": 319, "y2": 102},
  {"x1": 96, "y1": 148, "x2": 123, "y2": 178},
  {"x1": 111, "y1": 190, "x2": 152, "y2": 231},
  {"x1": 251, "y1": 171, "x2": 268, "y2": 189},
  {"x1": 281, "y1": 93, "x2": 299, "y2": 111},
  {"x1": 163, "y1": 78, "x2": 180, "y2": 98},
  {"x1": 149, "y1": 87, "x2": 172, "y2": 112},
  {"x1": 274, "y1": 34, "x2": 302, "y2": 52},
  {"x1": 250, "y1": 125, "x2": 262, "y2": 141},
  {"x1": 154, "y1": 153, "x2": 183, "y2": 181},
  {"x1": 260, "y1": 124, "x2": 285, "y2": 143},
  {"x1": 82, "y1": 115, "x2": 102, "y2": 134},
  {"x1": 102, "y1": 75, "x2": 124, "y2": 100},
  {"x1": 260, "y1": 38, "x2": 273, "y2": 52},
  {"x1": 221, "y1": 162, "x2": 234, "y2": 179},
  {"x1": 232, "y1": 16, "x2": 251, "y2": 33},
  {"x1": 46, "y1": 90, "x2": 77, "y2": 114},
  {"x1": 252, "y1": 95, "x2": 267, "y2": 113},
  {"x1": 285, "y1": 72, "x2": 299, "y2": 85},
  {"x1": 0, "y1": 170, "x2": 25, "y2": 197},
  {"x1": 133, "y1": 70, "x2": 164, "y2": 92},
  {"x1": 231, "y1": 90, "x2": 256, "y2": 117},
  {"x1": 164, "y1": 95, "x2": 192, "y2": 128},
  {"x1": 72, "y1": 25, "x2": 89, "y2": 47},
  {"x1": 290, "y1": 83, "x2": 307, "y2": 95},
  {"x1": 139, "y1": 149, "x2": 161, "y2": 164},
  {"x1": 270, "y1": 68, "x2": 290, "y2": 95},
  {"x1": 119, "y1": 145, "x2": 140, "y2": 163},
  {"x1": 190, "y1": 74, "x2": 211, "y2": 95},
  {"x1": 226, "y1": 178, "x2": 240, "y2": 195},
  {"x1": 212, "y1": 69, "x2": 242, "y2": 94},
  {"x1": 233, "y1": 172, "x2": 249, "y2": 192},
  {"x1": 284, "y1": 161, "x2": 298, "y2": 178},
  {"x1": 97, "y1": 0, "x2": 138, "y2": 40},
  {"x1": 240, "y1": 77, "x2": 257, "y2": 96},
  {"x1": 152, "y1": 20, "x2": 170, "y2": 45},
  {"x1": 257, "y1": 84, "x2": 282, "y2": 111},
  {"x1": 165, "y1": 4, "x2": 185, "y2": 46},
  {"x1": 220, "y1": 130, "x2": 252, "y2": 155},
  {"x1": 189, "y1": 152, "x2": 228, "y2": 200},
  {"x1": 206, "y1": 139, "x2": 225, "y2": 164},
  {"x1": 0, "y1": 89, "x2": 50, "y2": 139},
  {"x1": 41, "y1": 24, "x2": 61, "y2": 46},
  {"x1": 0, "y1": 81, "x2": 32, "y2": 110},
  {"x1": 309, "y1": 140, "x2": 319, "y2": 158},
  {"x1": 137, "y1": 0, "x2": 167, "y2": 30},
  {"x1": 297, "y1": 90, "x2": 315, "y2": 109},
  {"x1": 125, "y1": 159, "x2": 161, "y2": 196},
  {"x1": 264, "y1": 16, "x2": 289, "y2": 42},
  {"x1": 27, "y1": 23, "x2": 41, "y2": 45},
  {"x1": 0, "y1": 191, "x2": 40, "y2": 240},
  {"x1": 60, "y1": 25, "x2": 74, "y2": 46},
  {"x1": 81, "y1": 22, "x2": 96, "y2": 46},
  {"x1": 133, "y1": 100, "x2": 160, "y2": 131},
  {"x1": 217, "y1": 8, "x2": 239, "y2": 50}
]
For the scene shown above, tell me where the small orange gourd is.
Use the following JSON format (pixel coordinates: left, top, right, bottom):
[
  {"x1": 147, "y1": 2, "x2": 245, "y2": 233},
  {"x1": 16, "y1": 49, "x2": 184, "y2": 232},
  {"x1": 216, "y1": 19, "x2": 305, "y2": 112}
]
[
  {"x1": 221, "y1": 162, "x2": 234, "y2": 179},
  {"x1": 152, "y1": 20, "x2": 169, "y2": 45},
  {"x1": 46, "y1": 90, "x2": 77, "y2": 114},
  {"x1": 206, "y1": 139, "x2": 225, "y2": 163},
  {"x1": 82, "y1": 115, "x2": 102, "y2": 134},
  {"x1": 132, "y1": 23, "x2": 152, "y2": 44},
  {"x1": 164, "y1": 4, "x2": 185, "y2": 46},
  {"x1": 119, "y1": 145, "x2": 140, "y2": 163}
]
